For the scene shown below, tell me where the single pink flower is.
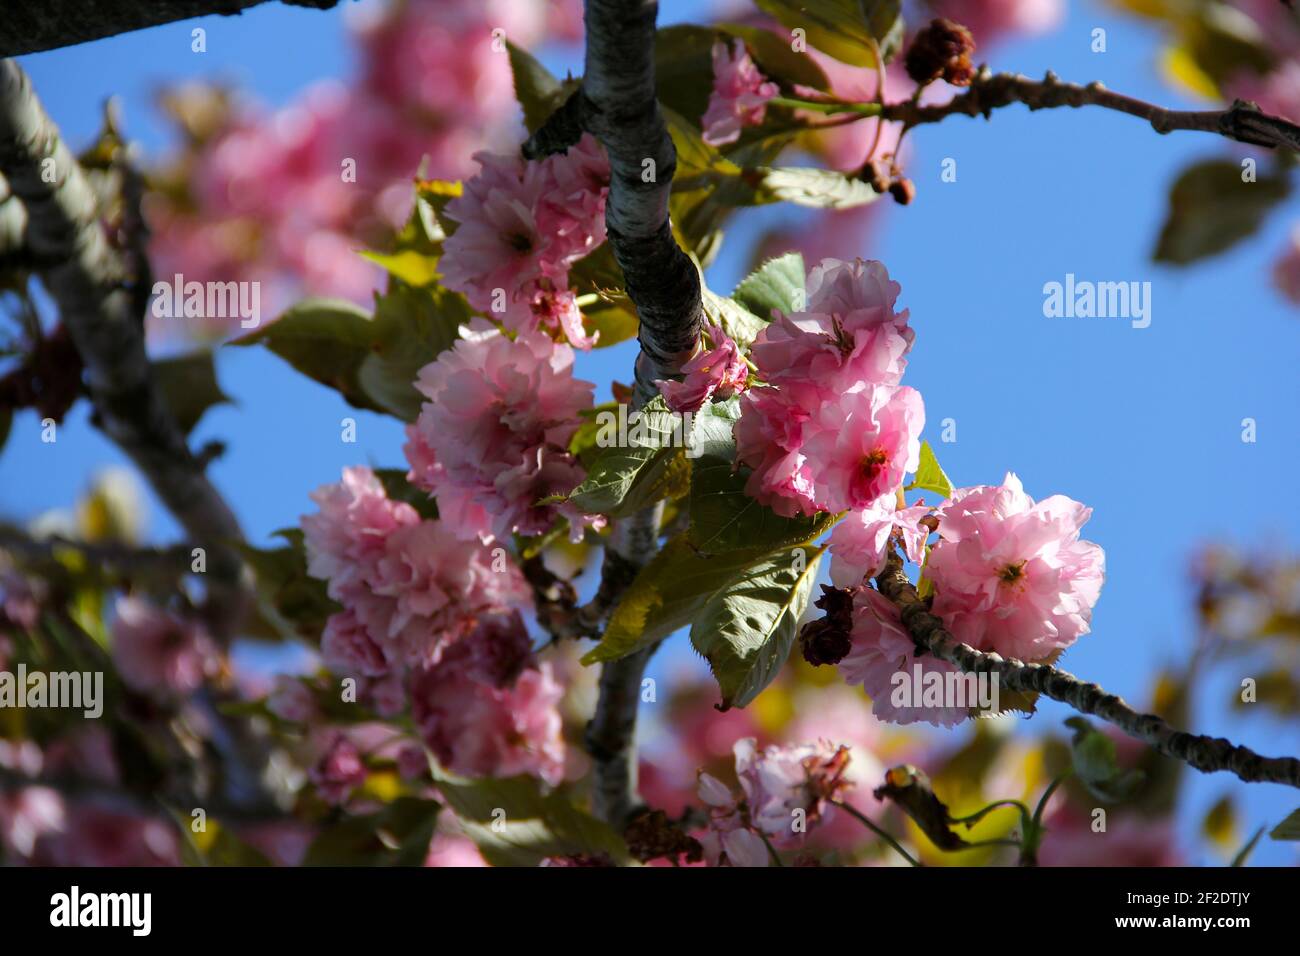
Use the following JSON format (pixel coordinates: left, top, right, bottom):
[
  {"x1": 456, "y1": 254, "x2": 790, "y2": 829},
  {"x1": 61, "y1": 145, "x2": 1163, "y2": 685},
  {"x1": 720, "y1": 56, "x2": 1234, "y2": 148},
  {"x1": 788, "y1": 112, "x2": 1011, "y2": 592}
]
[
  {"x1": 656, "y1": 325, "x2": 749, "y2": 412},
  {"x1": 829, "y1": 496, "x2": 933, "y2": 585},
  {"x1": 411, "y1": 660, "x2": 565, "y2": 786},
  {"x1": 925, "y1": 473, "x2": 1105, "y2": 661},
  {"x1": 110, "y1": 597, "x2": 216, "y2": 695},
  {"x1": 801, "y1": 383, "x2": 925, "y2": 513},
  {"x1": 732, "y1": 737, "x2": 852, "y2": 847},
  {"x1": 702, "y1": 39, "x2": 779, "y2": 146},
  {"x1": 839, "y1": 587, "x2": 969, "y2": 727},
  {"x1": 310, "y1": 733, "x2": 367, "y2": 805},
  {"x1": 695, "y1": 770, "x2": 770, "y2": 867}
]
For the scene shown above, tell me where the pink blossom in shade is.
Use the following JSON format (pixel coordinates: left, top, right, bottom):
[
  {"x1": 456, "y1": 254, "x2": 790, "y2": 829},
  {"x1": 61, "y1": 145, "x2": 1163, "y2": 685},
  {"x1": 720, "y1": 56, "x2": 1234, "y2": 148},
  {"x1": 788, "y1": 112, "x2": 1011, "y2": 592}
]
[
  {"x1": 656, "y1": 325, "x2": 750, "y2": 412},
  {"x1": 236, "y1": 821, "x2": 316, "y2": 867},
  {"x1": 310, "y1": 733, "x2": 367, "y2": 805},
  {"x1": 453, "y1": 610, "x2": 535, "y2": 687},
  {"x1": 732, "y1": 738, "x2": 852, "y2": 846},
  {"x1": 397, "y1": 745, "x2": 430, "y2": 781},
  {"x1": 926, "y1": 473, "x2": 1105, "y2": 662},
  {"x1": 0, "y1": 787, "x2": 65, "y2": 860},
  {"x1": 407, "y1": 324, "x2": 597, "y2": 540},
  {"x1": 110, "y1": 597, "x2": 216, "y2": 695},
  {"x1": 319, "y1": 607, "x2": 389, "y2": 678},
  {"x1": 701, "y1": 39, "x2": 779, "y2": 146},
  {"x1": 32, "y1": 804, "x2": 181, "y2": 867},
  {"x1": 1037, "y1": 807, "x2": 1181, "y2": 867},
  {"x1": 801, "y1": 383, "x2": 925, "y2": 513},
  {"x1": 695, "y1": 771, "x2": 770, "y2": 867},
  {"x1": 829, "y1": 496, "x2": 933, "y2": 586},
  {"x1": 839, "y1": 587, "x2": 970, "y2": 727},
  {"x1": 1273, "y1": 227, "x2": 1300, "y2": 306},
  {"x1": 266, "y1": 676, "x2": 318, "y2": 724},
  {"x1": 363, "y1": 517, "x2": 533, "y2": 668},
  {"x1": 359, "y1": 673, "x2": 408, "y2": 719},
  {"x1": 411, "y1": 661, "x2": 565, "y2": 786},
  {"x1": 1225, "y1": 61, "x2": 1300, "y2": 124},
  {"x1": 928, "y1": 0, "x2": 1064, "y2": 47},
  {"x1": 425, "y1": 831, "x2": 489, "y2": 867}
]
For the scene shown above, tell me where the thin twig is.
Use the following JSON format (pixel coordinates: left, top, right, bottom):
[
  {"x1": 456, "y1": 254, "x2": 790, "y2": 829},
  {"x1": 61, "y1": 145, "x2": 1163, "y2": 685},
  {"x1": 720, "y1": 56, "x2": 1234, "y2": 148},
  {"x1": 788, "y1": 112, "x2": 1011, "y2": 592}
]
[
  {"x1": 875, "y1": 551, "x2": 1300, "y2": 789},
  {"x1": 883, "y1": 68, "x2": 1300, "y2": 151}
]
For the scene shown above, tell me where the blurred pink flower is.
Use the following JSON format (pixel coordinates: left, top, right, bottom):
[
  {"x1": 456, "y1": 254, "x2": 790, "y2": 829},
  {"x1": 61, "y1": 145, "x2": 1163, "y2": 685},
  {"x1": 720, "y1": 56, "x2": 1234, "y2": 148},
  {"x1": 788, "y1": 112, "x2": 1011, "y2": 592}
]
[
  {"x1": 701, "y1": 39, "x2": 779, "y2": 146},
  {"x1": 110, "y1": 597, "x2": 216, "y2": 695}
]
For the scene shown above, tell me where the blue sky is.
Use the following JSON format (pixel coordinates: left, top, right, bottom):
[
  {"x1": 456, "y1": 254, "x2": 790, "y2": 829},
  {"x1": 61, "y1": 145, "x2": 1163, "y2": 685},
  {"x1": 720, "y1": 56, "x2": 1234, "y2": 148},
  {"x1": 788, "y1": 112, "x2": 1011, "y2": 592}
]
[{"x1": 5, "y1": 1, "x2": 1298, "y2": 863}]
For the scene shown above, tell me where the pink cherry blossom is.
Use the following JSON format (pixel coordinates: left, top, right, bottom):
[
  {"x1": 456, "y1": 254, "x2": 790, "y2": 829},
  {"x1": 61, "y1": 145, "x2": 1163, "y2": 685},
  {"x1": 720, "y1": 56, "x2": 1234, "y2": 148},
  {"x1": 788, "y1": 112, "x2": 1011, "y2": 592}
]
[
  {"x1": 266, "y1": 675, "x2": 319, "y2": 724},
  {"x1": 406, "y1": 323, "x2": 597, "y2": 540},
  {"x1": 701, "y1": 39, "x2": 779, "y2": 146},
  {"x1": 732, "y1": 737, "x2": 852, "y2": 847},
  {"x1": 928, "y1": 0, "x2": 1064, "y2": 47},
  {"x1": 310, "y1": 733, "x2": 367, "y2": 805},
  {"x1": 110, "y1": 597, "x2": 216, "y2": 695},
  {"x1": 800, "y1": 383, "x2": 925, "y2": 513},
  {"x1": 925, "y1": 473, "x2": 1105, "y2": 662},
  {"x1": 302, "y1": 465, "x2": 532, "y2": 673},
  {"x1": 656, "y1": 325, "x2": 749, "y2": 412},
  {"x1": 839, "y1": 587, "x2": 969, "y2": 727},
  {"x1": 695, "y1": 770, "x2": 770, "y2": 867},
  {"x1": 411, "y1": 660, "x2": 566, "y2": 786},
  {"x1": 828, "y1": 496, "x2": 933, "y2": 586},
  {"x1": 439, "y1": 136, "x2": 609, "y2": 347}
]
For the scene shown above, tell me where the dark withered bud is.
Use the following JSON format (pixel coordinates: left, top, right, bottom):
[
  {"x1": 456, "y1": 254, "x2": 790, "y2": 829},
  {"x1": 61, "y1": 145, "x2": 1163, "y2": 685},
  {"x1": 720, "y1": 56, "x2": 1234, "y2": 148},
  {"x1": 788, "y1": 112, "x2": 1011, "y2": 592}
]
[
  {"x1": 624, "y1": 808, "x2": 704, "y2": 864},
  {"x1": 904, "y1": 18, "x2": 977, "y2": 87},
  {"x1": 799, "y1": 584, "x2": 857, "y2": 666},
  {"x1": 888, "y1": 177, "x2": 916, "y2": 205}
]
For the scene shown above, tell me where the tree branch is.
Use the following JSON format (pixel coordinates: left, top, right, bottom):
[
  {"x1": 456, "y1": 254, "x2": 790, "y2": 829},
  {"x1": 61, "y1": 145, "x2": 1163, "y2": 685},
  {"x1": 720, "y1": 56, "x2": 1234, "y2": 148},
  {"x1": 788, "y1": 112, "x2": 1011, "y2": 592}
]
[
  {"x1": 0, "y1": 0, "x2": 345, "y2": 57},
  {"x1": 525, "y1": 1, "x2": 704, "y2": 827},
  {"x1": 0, "y1": 60, "x2": 246, "y2": 635},
  {"x1": 884, "y1": 69, "x2": 1300, "y2": 151},
  {"x1": 874, "y1": 551, "x2": 1300, "y2": 789}
]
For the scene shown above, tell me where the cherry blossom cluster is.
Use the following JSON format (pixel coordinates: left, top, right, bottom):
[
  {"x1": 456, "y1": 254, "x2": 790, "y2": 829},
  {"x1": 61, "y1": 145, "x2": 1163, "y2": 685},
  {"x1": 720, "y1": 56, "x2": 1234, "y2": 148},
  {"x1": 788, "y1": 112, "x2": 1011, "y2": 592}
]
[
  {"x1": 439, "y1": 136, "x2": 610, "y2": 348},
  {"x1": 404, "y1": 323, "x2": 600, "y2": 542},
  {"x1": 145, "y1": 0, "x2": 582, "y2": 341},
  {"x1": 735, "y1": 257, "x2": 922, "y2": 518},
  {"x1": 299, "y1": 465, "x2": 566, "y2": 786}
]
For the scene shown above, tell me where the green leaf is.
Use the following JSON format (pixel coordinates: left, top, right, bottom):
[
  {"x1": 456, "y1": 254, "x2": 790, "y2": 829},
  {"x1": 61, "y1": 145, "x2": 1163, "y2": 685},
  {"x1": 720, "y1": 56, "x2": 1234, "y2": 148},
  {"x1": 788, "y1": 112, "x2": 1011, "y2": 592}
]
[
  {"x1": 431, "y1": 768, "x2": 629, "y2": 866},
  {"x1": 582, "y1": 535, "x2": 765, "y2": 664},
  {"x1": 507, "y1": 41, "x2": 573, "y2": 135},
  {"x1": 358, "y1": 248, "x2": 440, "y2": 288},
  {"x1": 238, "y1": 529, "x2": 339, "y2": 643},
  {"x1": 755, "y1": 166, "x2": 882, "y2": 209},
  {"x1": 303, "y1": 797, "x2": 441, "y2": 866},
  {"x1": 357, "y1": 283, "x2": 468, "y2": 421},
  {"x1": 230, "y1": 298, "x2": 383, "y2": 412},
  {"x1": 754, "y1": 0, "x2": 904, "y2": 68},
  {"x1": 1154, "y1": 159, "x2": 1290, "y2": 265},
  {"x1": 567, "y1": 396, "x2": 690, "y2": 518},
  {"x1": 1231, "y1": 825, "x2": 1266, "y2": 866},
  {"x1": 688, "y1": 398, "x2": 836, "y2": 554},
  {"x1": 374, "y1": 467, "x2": 438, "y2": 521},
  {"x1": 721, "y1": 23, "x2": 831, "y2": 91},
  {"x1": 1064, "y1": 717, "x2": 1147, "y2": 802},
  {"x1": 702, "y1": 287, "x2": 767, "y2": 350},
  {"x1": 732, "y1": 252, "x2": 806, "y2": 320},
  {"x1": 1269, "y1": 807, "x2": 1300, "y2": 841},
  {"x1": 152, "y1": 351, "x2": 232, "y2": 434},
  {"x1": 690, "y1": 545, "x2": 823, "y2": 709},
  {"x1": 905, "y1": 440, "x2": 953, "y2": 500}
]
